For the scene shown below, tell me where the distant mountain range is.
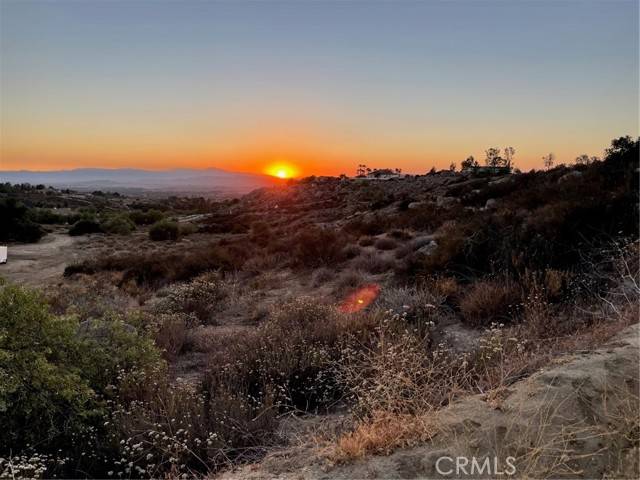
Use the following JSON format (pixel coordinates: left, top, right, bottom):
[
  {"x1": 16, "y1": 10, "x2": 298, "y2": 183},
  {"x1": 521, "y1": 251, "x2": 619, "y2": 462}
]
[{"x1": 0, "y1": 168, "x2": 281, "y2": 196}]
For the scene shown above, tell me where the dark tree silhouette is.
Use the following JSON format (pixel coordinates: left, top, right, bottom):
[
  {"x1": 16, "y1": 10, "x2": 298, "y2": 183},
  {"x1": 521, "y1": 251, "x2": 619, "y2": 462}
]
[{"x1": 461, "y1": 155, "x2": 478, "y2": 169}]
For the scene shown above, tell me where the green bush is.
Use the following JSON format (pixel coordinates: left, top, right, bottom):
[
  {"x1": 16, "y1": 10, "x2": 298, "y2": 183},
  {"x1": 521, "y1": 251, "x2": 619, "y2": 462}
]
[
  {"x1": 0, "y1": 281, "x2": 163, "y2": 474},
  {"x1": 149, "y1": 219, "x2": 180, "y2": 241},
  {"x1": 0, "y1": 282, "x2": 94, "y2": 451},
  {"x1": 129, "y1": 209, "x2": 164, "y2": 225},
  {"x1": 28, "y1": 207, "x2": 67, "y2": 225},
  {"x1": 101, "y1": 213, "x2": 135, "y2": 235},
  {"x1": 179, "y1": 222, "x2": 198, "y2": 236},
  {"x1": 69, "y1": 218, "x2": 103, "y2": 236},
  {"x1": 0, "y1": 198, "x2": 45, "y2": 242}
]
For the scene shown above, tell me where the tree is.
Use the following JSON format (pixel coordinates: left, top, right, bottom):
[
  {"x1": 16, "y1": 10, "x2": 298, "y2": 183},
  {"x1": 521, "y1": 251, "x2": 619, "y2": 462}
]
[
  {"x1": 503, "y1": 146, "x2": 515, "y2": 167},
  {"x1": 542, "y1": 152, "x2": 555, "y2": 170},
  {"x1": 356, "y1": 164, "x2": 367, "y2": 177},
  {"x1": 574, "y1": 154, "x2": 600, "y2": 165},
  {"x1": 449, "y1": 162, "x2": 457, "y2": 172},
  {"x1": 606, "y1": 135, "x2": 637, "y2": 157},
  {"x1": 461, "y1": 155, "x2": 478, "y2": 170},
  {"x1": 485, "y1": 147, "x2": 506, "y2": 167}
]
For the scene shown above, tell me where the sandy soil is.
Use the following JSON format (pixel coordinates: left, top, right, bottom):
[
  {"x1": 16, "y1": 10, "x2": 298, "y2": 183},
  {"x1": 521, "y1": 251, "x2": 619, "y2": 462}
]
[{"x1": 0, "y1": 230, "x2": 86, "y2": 286}]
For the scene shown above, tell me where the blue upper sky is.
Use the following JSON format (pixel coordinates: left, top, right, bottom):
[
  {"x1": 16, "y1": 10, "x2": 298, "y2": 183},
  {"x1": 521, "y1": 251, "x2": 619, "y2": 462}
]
[{"x1": 1, "y1": 0, "x2": 638, "y2": 174}]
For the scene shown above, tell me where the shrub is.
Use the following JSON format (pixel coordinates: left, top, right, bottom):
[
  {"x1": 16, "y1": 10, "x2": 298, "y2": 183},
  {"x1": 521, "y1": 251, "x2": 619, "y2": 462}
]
[
  {"x1": 0, "y1": 282, "x2": 162, "y2": 471},
  {"x1": 374, "y1": 237, "x2": 398, "y2": 250},
  {"x1": 65, "y1": 243, "x2": 244, "y2": 288},
  {"x1": 153, "y1": 313, "x2": 189, "y2": 359},
  {"x1": 459, "y1": 279, "x2": 521, "y2": 327},
  {"x1": 250, "y1": 221, "x2": 271, "y2": 246},
  {"x1": 155, "y1": 273, "x2": 232, "y2": 324},
  {"x1": 344, "y1": 216, "x2": 388, "y2": 236},
  {"x1": 333, "y1": 269, "x2": 369, "y2": 296},
  {"x1": 312, "y1": 267, "x2": 334, "y2": 286},
  {"x1": 293, "y1": 225, "x2": 347, "y2": 267},
  {"x1": 389, "y1": 229, "x2": 413, "y2": 240},
  {"x1": 374, "y1": 285, "x2": 447, "y2": 329},
  {"x1": 0, "y1": 198, "x2": 44, "y2": 242},
  {"x1": 128, "y1": 209, "x2": 164, "y2": 225},
  {"x1": 203, "y1": 299, "x2": 378, "y2": 441},
  {"x1": 358, "y1": 235, "x2": 375, "y2": 247},
  {"x1": 0, "y1": 283, "x2": 94, "y2": 452},
  {"x1": 342, "y1": 243, "x2": 361, "y2": 259},
  {"x1": 28, "y1": 208, "x2": 66, "y2": 224},
  {"x1": 101, "y1": 213, "x2": 135, "y2": 235},
  {"x1": 149, "y1": 219, "x2": 180, "y2": 241},
  {"x1": 179, "y1": 222, "x2": 198, "y2": 236},
  {"x1": 352, "y1": 251, "x2": 394, "y2": 274},
  {"x1": 68, "y1": 218, "x2": 103, "y2": 236}
]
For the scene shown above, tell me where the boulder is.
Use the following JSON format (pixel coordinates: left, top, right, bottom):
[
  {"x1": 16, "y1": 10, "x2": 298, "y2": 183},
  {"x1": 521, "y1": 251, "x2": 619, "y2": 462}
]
[
  {"x1": 416, "y1": 240, "x2": 438, "y2": 255},
  {"x1": 485, "y1": 198, "x2": 497, "y2": 209}
]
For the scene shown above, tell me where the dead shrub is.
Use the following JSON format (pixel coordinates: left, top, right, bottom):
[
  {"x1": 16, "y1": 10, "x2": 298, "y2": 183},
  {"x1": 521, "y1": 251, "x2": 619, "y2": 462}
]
[
  {"x1": 374, "y1": 286, "x2": 448, "y2": 330},
  {"x1": 153, "y1": 313, "x2": 189, "y2": 359},
  {"x1": 459, "y1": 279, "x2": 521, "y2": 327},
  {"x1": 293, "y1": 225, "x2": 347, "y2": 268},
  {"x1": 64, "y1": 243, "x2": 247, "y2": 288},
  {"x1": 333, "y1": 269, "x2": 369, "y2": 297},
  {"x1": 204, "y1": 298, "x2": 378, "y2": 424},
  {"x1": 249, "y1": 221, "x2": 271, "y2": 246},
  {"x1": 311, "y1": 267, "x2": 334, "y2": 286}
]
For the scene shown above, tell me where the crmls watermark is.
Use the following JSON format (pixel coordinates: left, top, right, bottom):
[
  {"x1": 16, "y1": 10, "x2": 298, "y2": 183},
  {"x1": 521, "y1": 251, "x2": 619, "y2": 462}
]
[{"x1": 435, "y1": 456, "x2": 517, "y2": 476}]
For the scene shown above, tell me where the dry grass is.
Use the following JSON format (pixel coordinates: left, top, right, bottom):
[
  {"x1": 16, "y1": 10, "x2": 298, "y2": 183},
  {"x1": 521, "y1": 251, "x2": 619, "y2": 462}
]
[
  {"x1": 459, "y1": 278, "x2": 521, "y2": 327},
  {"x1": 327, "y1": 256, "x2": 638, "y2": 466},
  {"x1": 333, "y1": 412, "x2": 436, "y2": 461},
  {"x1": 351, "y1": 251, "x2": 394, "y2": 274}
]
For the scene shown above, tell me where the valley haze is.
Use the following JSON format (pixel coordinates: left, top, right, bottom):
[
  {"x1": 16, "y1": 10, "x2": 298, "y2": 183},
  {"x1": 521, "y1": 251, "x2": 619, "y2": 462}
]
[{"x1": 0, "y1": 168, "x2": 280, "y2": 196}]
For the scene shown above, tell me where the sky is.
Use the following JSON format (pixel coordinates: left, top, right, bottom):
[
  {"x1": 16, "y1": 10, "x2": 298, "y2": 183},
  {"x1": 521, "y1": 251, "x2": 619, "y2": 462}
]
[{"x1": 1, "y1": 0, "x2": 638, "y2": 177}]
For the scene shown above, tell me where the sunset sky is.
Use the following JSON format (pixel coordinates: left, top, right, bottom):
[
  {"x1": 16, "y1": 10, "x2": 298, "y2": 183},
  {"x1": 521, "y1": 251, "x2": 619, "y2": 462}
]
[{"x1": 1, "y1": 0, "x2": 638, "y2": 177}]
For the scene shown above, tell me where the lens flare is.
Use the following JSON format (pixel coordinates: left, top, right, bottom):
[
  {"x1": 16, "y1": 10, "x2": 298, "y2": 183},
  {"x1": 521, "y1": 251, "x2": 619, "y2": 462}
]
[{"x1": 339, "y1": 284, "x2": 380, "y2": 313}]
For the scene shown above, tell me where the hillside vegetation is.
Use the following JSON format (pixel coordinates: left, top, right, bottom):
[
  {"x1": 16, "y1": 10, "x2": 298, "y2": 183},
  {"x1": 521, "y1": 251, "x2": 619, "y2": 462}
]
[{"x1": 1, "y1": 137, "x2": 638, "y2": 479}]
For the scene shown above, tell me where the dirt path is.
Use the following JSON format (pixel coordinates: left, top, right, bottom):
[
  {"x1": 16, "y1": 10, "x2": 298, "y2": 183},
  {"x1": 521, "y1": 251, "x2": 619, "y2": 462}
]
[{"x1": 0, "y1": 232, "x2": 85, "y2": 286}]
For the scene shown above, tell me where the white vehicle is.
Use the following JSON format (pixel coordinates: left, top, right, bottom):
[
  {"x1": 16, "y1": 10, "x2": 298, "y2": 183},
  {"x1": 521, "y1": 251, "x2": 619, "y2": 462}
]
[{"x1": 0, "y1": 246, "x2": 7, "y2": 264}]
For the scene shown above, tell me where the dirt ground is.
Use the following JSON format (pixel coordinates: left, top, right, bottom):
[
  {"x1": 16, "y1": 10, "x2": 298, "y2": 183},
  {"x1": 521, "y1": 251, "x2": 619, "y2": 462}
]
[
  {"x1": 0, "y1": 227, "x2": 121, "y2": 287},
  {"x1": 0, "y1": 229, "x2": 83, "y2": 286}
]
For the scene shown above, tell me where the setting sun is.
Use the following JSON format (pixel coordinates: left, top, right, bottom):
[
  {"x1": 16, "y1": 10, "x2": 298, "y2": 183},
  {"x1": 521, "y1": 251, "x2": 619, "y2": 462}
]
[{"x1": 265, "y1": 163, "x2": 299, "y2": 179}]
